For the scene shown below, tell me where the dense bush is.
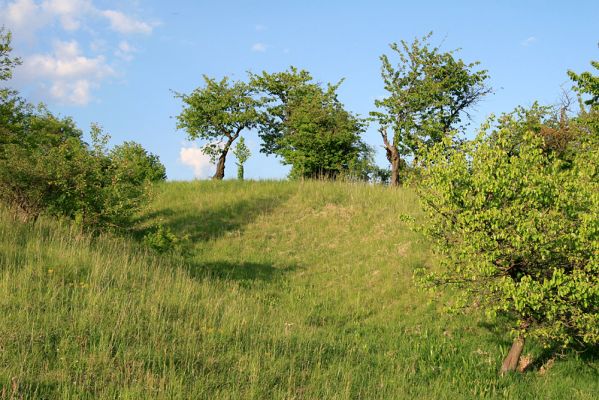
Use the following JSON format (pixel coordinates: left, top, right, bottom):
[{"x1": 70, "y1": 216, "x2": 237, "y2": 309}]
[
  {"x1": 415, "y1": 103, "x2": 598, "y2": 369},
  {"x1": 110, "y1": 141, "x2": 167, "y2": 184},
  {"x1": 0, "y1": 106, "x2": 165, "y2": 230}
]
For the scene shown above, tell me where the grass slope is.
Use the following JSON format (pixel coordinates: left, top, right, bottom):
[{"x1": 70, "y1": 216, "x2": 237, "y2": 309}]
[{"x1": 0, "y1": 180, "x2": 597, "y2": 399}]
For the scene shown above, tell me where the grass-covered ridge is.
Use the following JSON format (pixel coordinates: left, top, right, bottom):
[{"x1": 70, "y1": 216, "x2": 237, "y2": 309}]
[{"x1": 0, "y1": 180, "x2": 597, "y2": 399}]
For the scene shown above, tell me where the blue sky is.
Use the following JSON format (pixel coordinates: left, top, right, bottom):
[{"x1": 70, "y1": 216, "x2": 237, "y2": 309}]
[{"x1": 2, "y1": 0, "x2": 598, "y2": 180}]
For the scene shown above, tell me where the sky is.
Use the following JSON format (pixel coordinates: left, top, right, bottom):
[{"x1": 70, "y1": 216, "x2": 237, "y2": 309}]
[{"x1": 2, "y1": 0, "x2": 598, "y2": 180}]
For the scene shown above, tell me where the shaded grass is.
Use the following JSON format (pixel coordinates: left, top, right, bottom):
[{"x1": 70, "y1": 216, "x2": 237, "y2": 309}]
[{"x1": 0, "y1": 180, "x2": 597, "y2": 399}]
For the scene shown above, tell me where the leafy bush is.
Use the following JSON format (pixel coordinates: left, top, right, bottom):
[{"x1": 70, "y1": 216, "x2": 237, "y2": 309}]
[
  {"x1": 110, "y1": 141, "x2": 167, "y2": 184},
  {"x1": 143, "y1": 224, "x2": 189, "y2": 254},
  {"x1": 0, "y1": 106, "x2": 162, "y2": 231},
  {"x1": 415, "y1": 104, "x2": 598, "y2": 368}
]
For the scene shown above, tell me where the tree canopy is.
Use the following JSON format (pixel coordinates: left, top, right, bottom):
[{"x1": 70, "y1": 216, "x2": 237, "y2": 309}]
[
  {"x1": 251, "y1": 67, "x2": 369, "y2": 179},
  {"x1": 371, "y1": 33, "x2": 491, "y2": 185},
  {"x1": 174, "y1": 76, "x2": 262, "y2": 179}
]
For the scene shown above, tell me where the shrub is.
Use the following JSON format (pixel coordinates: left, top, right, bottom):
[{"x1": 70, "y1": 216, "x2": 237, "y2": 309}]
[
  {"x1": 0, "y1": 107, "x2": 160, "y2": 231},
  {"x1": 415, "y1": 104, "x2": 598, "y2": 372},
  {"x1": 143, "y1": 224, "x2": 189, "y2": 254},
  {"x1": 110, "y1": 141, "x2": 167, "y2": 184}
]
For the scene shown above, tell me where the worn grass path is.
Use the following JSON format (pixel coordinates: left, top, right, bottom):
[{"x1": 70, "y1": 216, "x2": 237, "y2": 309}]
[{"x1": 0, "y1": 180, "x2": 597, "y2": 399}]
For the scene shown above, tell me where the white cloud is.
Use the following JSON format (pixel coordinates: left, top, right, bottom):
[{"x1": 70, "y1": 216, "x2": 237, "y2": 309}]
[
  {"x1": 49, "y1": 79, "x2": 91, "y2": 104},
  {"x1": 0, "y1": 0, "x2": 158, "y2": 37},
  {"x1": 100, "y1": 9, "x2": 156, "y2": 34},
  {"x1": 115, "y1": 40, "x2": 136, "y2": 61},
  {"x1": 42, "y1": 0, "x2": 93, "y2": 31},
  {"x1": 521, "y1": 36, "x2": 537, "y2": 47},
  {"x1": 180, "y1": 145, "x2": 215, "y2": 179},
  {"x1": 0, "y1": 0, "x2": 159, "y2": 105},
  {"x1": 1, "y1": 0, "x2": 49, "y2": 40},
  {"x1": 21, "y1": 39, "x2": 115, "y2": 105},
  {"x1": 251, "y1": 42, "x2": 267, "y2": 52}
]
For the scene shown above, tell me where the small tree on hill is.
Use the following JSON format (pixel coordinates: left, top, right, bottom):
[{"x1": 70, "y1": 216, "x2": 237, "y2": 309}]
[
  {"x1": 371, "y1": 33, "x2": 491, "y2": 186},
  {"x1": 232, "y1": 136, "x2": 251, "y2": 180},
  {"x1": 174, "y1": 76, "x2": 262, "y2": 180}
]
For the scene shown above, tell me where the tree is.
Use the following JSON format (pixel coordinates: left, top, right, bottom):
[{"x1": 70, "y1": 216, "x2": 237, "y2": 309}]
[
  {"x1": 249, "y1": 67, "x2": 316, "y2": 155},
  {"x1": 415, "y1": 98, "x2": 598, "y2": 373},
  {"x1": 568, "y1": 60, "x2": 599, "y2": 108},
  {"x1": 371, "y1": 33, "x2": 491, "y2": 186},
  {"x1": 232, "y1": 136, "x2": 251, "y2": 180},
  {"x1": 174, "y1": 76, "x2": 262, "y2": 180},
  {"x1": 280, "y1": 87, "x2": 367, "y2": 179},
  {"x1": 251, "y1": 67, "x2": 368, "y2": 179}
]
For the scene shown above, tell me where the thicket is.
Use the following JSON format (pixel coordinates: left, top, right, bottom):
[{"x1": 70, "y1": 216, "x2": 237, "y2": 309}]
[{"x1": 0, "y1": 29, "x2": 165, "y2": 231}]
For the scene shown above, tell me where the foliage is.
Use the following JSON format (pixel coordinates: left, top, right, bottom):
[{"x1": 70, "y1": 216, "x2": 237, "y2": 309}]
[
  {"x1": 0, "y1": 26, "x2": 21, "y2": 86},
  {"x1": 415, "y1": 104, "x2": 598, "y2": 350},
  {"x1": 0, "y1": 111, "x2": 152, "y2": 230},
  {"x1": 371, "y1": 33, "x2": 491, "y2": 185},
  {"x1": 251, "y1": 67, "x2": 369, "y2": 179},
  {"x1": 143, "y1": 224, "x2": 189, "y2": 253},
  {"x1": 568, "y1": 60, "x2": 599, "y2": 108},
  {"x1": 249, "y1": 66, "x2": 317, "y2": 154},
  {"x1": 232, "y1": 136, "x2": 251, "y2": 180},
  {"x1": 110, "y1": 141, "x2": 167, "y2": 184},
  {"x1": 174, "y1": 76, "x2": 262, "y2": 179},
  {"x1": 1, "y1": 27, "x2": 25, "y2": 148}
]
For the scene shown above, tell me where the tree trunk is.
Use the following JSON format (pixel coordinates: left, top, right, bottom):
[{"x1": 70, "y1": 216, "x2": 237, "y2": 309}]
[
  {"x1": 379, "y1": 127, "x2": 402, "y2": 187},
  {"x1": 213, "y1": 151, "x2": 227, "y2": 180},
  {"x1": 212, "y1": 136, "x2": 237, "y2": 180},
  {"x1": 500, "y1": 336, "x2": 525, "y2": 375},
  {"x1": 389, "y1": 149, "x2": 401, "y2": 187}
]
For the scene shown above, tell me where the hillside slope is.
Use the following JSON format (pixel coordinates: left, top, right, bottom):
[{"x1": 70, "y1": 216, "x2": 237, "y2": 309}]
[{"x1": 0, "y1": 181, "x2": 597, "y2": 399}]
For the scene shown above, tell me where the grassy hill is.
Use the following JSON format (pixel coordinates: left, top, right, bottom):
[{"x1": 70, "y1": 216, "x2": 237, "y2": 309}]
[{"x1": 0, "y1": 180, "x2": 597, "y2": 399}]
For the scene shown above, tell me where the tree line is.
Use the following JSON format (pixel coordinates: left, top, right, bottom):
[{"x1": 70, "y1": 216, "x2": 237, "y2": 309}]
[{"x1": 174, "y1": 33, "x2": 491, "y2": 184}]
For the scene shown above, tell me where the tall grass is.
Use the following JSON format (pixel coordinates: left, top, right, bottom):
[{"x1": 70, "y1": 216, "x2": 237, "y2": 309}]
[{"x1": 0, "y1": 180, "x2": 597, "y2": 399}]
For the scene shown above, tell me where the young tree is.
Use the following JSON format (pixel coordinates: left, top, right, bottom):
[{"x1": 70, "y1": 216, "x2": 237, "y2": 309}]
[
  {"x1": 415, "y1": 95, "x2": 598, "y2": 373},
  {"x1": 232, "y1": 136, "x2": 251, "y2": 180},
  {"x1": 371, "y1": 33, "x2": 491, "y2": 186},
  {"x1": 279, "y1": 86, "x2": 367, "y2": 179},
  {"x1": 174, "y1": 76, "x2": 262, "y2": 180},
  {"x1": 251, "y1": 67, "x2": 368, "y2": 179}
]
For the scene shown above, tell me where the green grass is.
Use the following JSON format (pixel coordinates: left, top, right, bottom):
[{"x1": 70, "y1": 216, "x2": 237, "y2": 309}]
[{"x1": 0, "y1": 180, "x2": 597, "y2": 399}]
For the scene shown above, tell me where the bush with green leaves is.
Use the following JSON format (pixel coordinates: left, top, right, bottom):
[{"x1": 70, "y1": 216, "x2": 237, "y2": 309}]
[
  {"x1": 415, "y1": 103, "x2": 598, "y2": 371},
  {"x1": 0, "y1": 107, "x2": 162, "y2": 231},
  {"x1": 0, "y1": 28, "x2": 165, "y2": 232},
  {"x1": 143, "y1": 224, "x2": 189, "y2": 254},
  {"x1": 110, "y1": 141, "x2": 167, "y2": 184}
]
